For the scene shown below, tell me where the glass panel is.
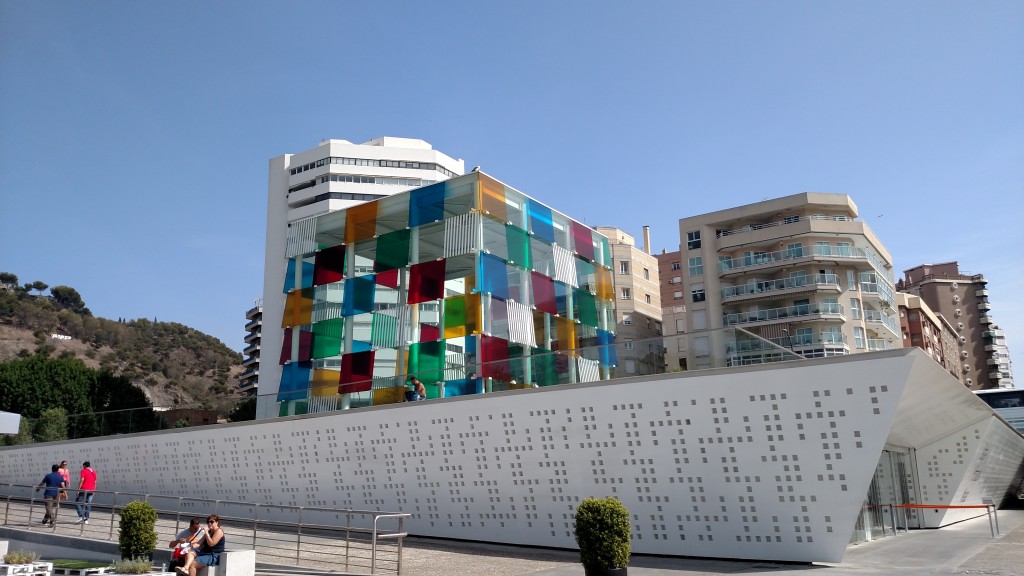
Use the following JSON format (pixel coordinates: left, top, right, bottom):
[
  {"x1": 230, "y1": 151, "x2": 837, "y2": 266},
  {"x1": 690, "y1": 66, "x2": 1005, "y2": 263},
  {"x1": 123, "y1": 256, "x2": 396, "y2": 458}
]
[
  {"x1": 313, "y1": 245, "x2": 346, "y2": 286},
  {"x1": 555, "y1": 281, "x2": 571, "y2": 317},
  {"x1": 594, "y1": 265, "x2": 613, "y2": 301},
  {"x1": 444, "y1": 292, "x2": 481, "y2": 338},
  {"x1": 414, "y1": 221, "x2": 445, "y2": 263},
  {"x1": 479, "y1": 253, "x2": 510, "y2": 300},
  {"x1": 345, "y1": 202, "x2": 377, "y2": 244},
  {"x1": 409, "y1": 259, "x2": 446, "y2": 304},
  {"x1": 314, "y1": 210, "x2": 346, "y2": 249},
  {"x1": 443, "y1": 253, "x2": 475, "y2": 296},
  {"x1": 295, "y1": 329, "x2": 313, "y2": 361},
  {"x1": 279, "y1": 328, "x2": 293, "y2": 365},
  {"x1": 443, "y1": 176, "x2": 476, "y2": 219},
  {"x1": 481, "y1": 217, "x2": 510, "y2": 261},
  {"x1": 503, "y1": 185, "x2": 527, "y2": 229},
  {"x1": 596, "y1": 234, "x2": 612, "y2": 268},
  {"x1": 352, "y1": 237, "x2": 377, "y2": 276},
  {"x1": 374, "y1": 194, "x2": 410, "y2": 235},
  {"x1": 526, "y1": 198, "x2": 555, "y2": 243},
  {"x1": 282, "y1": 288, "x2": 314, "y2": 327},
  {"x1": 575, "y1": 289, "x2": 599, "y2": 327},
  {"x1": 507, "y1": 265, "x2": 528, "y2": 304},
  {"x1": 505, "y1": 224, "x2": 531, "y2": 269},
  {"x1": 283, "y1": 259, "x2": 315, "y2": 293},
  {"x1": 342, "y1": 275, "x2": 376, "y2": 316},
  {"x1": 597, "y1": 329, "x2": 616, "y2": 367},
  {"x1": 312, "y1": 318, "x2": 344, "y2": 358},
  {"x1": 374, "y1": 229, "x2": 410, "y2": 272},
  {"x1": 278, "y1": 361, "x2": 311, "y2": 401},
  {"x1": 479, "y1": 335, "x2": 512, "y2": 381},
  {"x1": 375, "y1": 268, "x2": 400, "y2": 289},
  {"x1": 553, "y1": 316, "x2": 576, "y2": 351},
  {"x1": 310, "y1": 368, "x2": 339, "y2": 397},
  {"x1": 530, "y1": 237, "x2": 555, "y2": 277},
  {"x1": 478, "y1": 173, "x2": 508, "y2": 222},
  {"x1": 551, "y1": 213, "x2": 571, "y2": 250},
  {"x1": 572, "y1": 221, "x2": 596, "y2": 261},
  {"x1": 531, "y1": 272, "x2": 557, "y2": 314},
  {"x1": 419, "y1": 322, "x2": 441, "y2": 343},
  {"x1": 407, "y1": 340, "x2": 446, "y2": 386},
  {"x1": 409, "y1": 182, "x2": 446, "y2": 227},
  {"x1": 339, "y1": 350, "x2": 374, "y2": 393}
]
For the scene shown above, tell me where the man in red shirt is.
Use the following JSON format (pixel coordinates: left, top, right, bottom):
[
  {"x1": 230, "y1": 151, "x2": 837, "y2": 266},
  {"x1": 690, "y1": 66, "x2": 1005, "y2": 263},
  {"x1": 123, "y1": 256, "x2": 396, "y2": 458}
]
[{"x1": 74, "y1": 461, "x2": 97, "y2": 524}]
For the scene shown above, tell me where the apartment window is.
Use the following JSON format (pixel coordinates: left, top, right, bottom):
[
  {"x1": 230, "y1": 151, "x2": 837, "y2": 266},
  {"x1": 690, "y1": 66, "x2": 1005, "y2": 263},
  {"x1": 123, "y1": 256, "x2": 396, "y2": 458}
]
[
  {"x1": 645, "y1": 294, "x2": 652, "y2": 304},
  {"x1": 854, "y1": 327, "x2": 865, "y2": 349},
  {"x1": 691, "y1": 283, "x2": 705, "y2": 303},
  {"x1": 625, "y1": 359, "x2": 636, "y2": 374},
  {"x1": 623, "y1": 340, "x2": 634, "y2": 350},
  {"x1": 783, "y1": 215, "x2": 800, "y2": 224},
  {"x1": 847, "y1": 270, "x2": 856, "y2": 289},
  {"x1": 719, "y1": 255, "x2": 734, "y2": 271},
  {"x1": 677, "y1": 337, "x2": 686, "y2": 352},
  {"x1": 673, "y1": 291, "x2": 683, "y2": 300},
  {"x1": 688, "y1": 256, "x2": 703, "y2": 276},
  {"x1": 795, "y1": 328, "x2": 812, "y2": 345},
  {"x1": 622, "y1": 314, "x2": 633, "y2": 325},
  {"x1": 693, "y1": 336, "x2": 710, "y2": 357},
  {"x1": 691, "y1": 309, "x2": 708, "y2": 330},
  {"x1": 822, "y1": 298, "x2": 840, "y2": 313},
  {"x1": 670, "y1": 276, "x2": 681, "y2": 285},
  {"x1": 621, "y1": 287, "x2": 631, "y2": 300},
  {"x1": 815, "y1": 241, "x2": 832, "y2": 256},
  {"x1": 675, "y1": 319, "x2": 686, "y2": 332},
  {"x1": 836, "y1": 242, "x2": 852, "y2": 257},
  {"x1": 643, "y1": 268, "x2": 650, "y2": 280},
  {"x1": 687, "y1": 231, "x2": 702, "y2": 250},
  {"x1": 786, "y1": 243, "x2": 803, "y2": 259},
  {"x1": 850, "y1": 298, "x2": 861, "y2": 320},
  {"x1": 671, "y1": 262, "x2": 680, "y2": 271},
  {"x1": 619, "y1": 261, "x2": 629, "y2": 274}
]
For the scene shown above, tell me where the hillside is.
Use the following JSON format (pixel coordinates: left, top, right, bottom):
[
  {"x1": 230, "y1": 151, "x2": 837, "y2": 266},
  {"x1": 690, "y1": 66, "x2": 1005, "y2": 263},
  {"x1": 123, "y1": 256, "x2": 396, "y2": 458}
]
[{"x1": 0, "y1": 275, "x2": 243, "y2": 412}]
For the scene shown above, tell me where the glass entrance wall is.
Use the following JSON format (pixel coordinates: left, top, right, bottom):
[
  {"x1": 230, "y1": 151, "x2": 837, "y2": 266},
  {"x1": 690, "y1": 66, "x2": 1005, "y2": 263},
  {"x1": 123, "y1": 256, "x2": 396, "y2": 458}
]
[{"x1": 851, "y1": 449, "x2": 916, "y2": 544}]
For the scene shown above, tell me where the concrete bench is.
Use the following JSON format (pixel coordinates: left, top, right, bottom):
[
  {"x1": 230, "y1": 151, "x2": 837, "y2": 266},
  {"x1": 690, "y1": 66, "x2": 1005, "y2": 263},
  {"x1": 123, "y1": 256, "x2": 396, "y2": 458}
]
[{"x1": 196, "y1": 550, "x2": 255, "y2": 576}]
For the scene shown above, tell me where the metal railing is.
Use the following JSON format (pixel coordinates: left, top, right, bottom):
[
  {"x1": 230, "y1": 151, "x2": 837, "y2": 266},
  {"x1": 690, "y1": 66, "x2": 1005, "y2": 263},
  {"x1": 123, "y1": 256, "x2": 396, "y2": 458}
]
[
  {"x1": 723, "y1": 303, "x2": 845, "y2": 326},
  {"x1": 720, "y1": 274, "x2": 839, "y2": 299},
  {"x1": 0, "y1": 483, "x2": 408, "y2": 575}
]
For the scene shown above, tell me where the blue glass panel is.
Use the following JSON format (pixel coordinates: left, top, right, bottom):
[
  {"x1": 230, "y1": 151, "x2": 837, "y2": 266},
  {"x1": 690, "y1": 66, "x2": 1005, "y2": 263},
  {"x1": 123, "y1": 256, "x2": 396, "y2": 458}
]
[
  {"x1": 278, "y1": 361, "x2": 311, "y2": 401},
  {"x1": 283, "y1": 259, "x2": 314, "y2": 293},
  {"x1": 526, "y1": 198, "x2": 555, "y2": 243},
  {"x1": 597, "y1": 329, "x2": 617, "y2": 367},
  {"x1": 409, "y1": 182, "x2": 446, "y2": 228},
  {"x1": 342, "y1": 275, "x2": 376, "y2": 317},
  {"x1": 444, "y1": 377, "x2": 483, "y2": 397},
  {"x1": 555, "y1": 281, "x2": 571, "y2": 317},
  {"x1": 479, "y1": 253, "x2": 510, "y2": 300}
]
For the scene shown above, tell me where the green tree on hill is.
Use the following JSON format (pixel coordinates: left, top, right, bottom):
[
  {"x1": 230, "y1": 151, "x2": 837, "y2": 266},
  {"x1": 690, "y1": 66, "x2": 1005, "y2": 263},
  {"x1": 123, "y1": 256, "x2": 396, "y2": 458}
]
[{"x1": 49, "y1": 285, "x2": 90, "y2": 315}]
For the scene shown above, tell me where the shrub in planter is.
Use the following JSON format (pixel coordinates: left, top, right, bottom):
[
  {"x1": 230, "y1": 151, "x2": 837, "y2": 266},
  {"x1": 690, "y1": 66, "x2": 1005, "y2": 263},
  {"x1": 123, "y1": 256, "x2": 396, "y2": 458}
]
[
  {"x1": 111, "y1": 557, "x2": 158, "y2": 574},
  {"x1": 574, "y1": 497, "x2": 631, "y2": 575},
  {"x1": 3, "y1": 549, "x2": 40, "y2": 564},
  {"x1": 118, "y1": 500, "x2": 158, "y2": 560}
]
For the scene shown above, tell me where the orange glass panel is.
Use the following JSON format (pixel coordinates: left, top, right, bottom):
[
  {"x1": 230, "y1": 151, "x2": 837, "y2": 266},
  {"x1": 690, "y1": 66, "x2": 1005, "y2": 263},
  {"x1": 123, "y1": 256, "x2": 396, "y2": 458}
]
[
  {"x1": 478, "y1": 173, "x2": 507, "y2": 222},
  {"x1": 594, "y1": 266, "x2": 614, "y2": 301},
  {"x1": 311, "y1": 369, "x2": 339, "y2": 396},
  {"x1": 372, "y1": 386, "x2": 406, "y2": 405},
  {"x1": 554, "y1": 316, "x2": 576, "y2": 351},
  {"x1": 345, "y1": 201, "x2": 378, "y2": 244},
  {"x1": 281, "y1": 289, "x2": 314, "y2": 327}
]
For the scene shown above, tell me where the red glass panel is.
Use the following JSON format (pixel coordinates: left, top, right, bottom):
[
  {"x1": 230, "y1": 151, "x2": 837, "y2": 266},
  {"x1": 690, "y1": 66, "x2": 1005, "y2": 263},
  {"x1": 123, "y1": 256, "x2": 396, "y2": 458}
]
[
  {"x1": 339, "y1": 350, "x2": 374, "y2": 394},
  {"x1": 313, "y1": 245, "x2": 346, "y2": 286},
  {"x1": 409, "y1": 259, "x2": 446, "y2": 304},
  {"x1": 531, "y1": 271, "x2": 557, "y2": 315}
]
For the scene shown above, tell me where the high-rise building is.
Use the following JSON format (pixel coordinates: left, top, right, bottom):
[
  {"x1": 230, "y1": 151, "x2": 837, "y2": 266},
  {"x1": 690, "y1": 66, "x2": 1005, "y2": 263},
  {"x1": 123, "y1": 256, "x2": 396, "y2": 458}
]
[
  {"x1": 257, "y1": 171, "x2": 618, "y2": 418},
  {"x1": 677, "y1": 193, "x2": 901, "y2": 368},
  {"x1": 899, "y1": 262, "x2": 1013, "y2": 389},
  {"x1": 593, "y1": 226, "x2": 663, "y2": 375},
  {"x1": 240, "y1": 299, "x2": 262, "y2": 396},
  {"x1": 256, "y1": 138, "x2": 464, "y2": 410},
  {"x1": 895, "y1": 292, "x2": 962, "y2": 383},
  {"x1": 655, "y1": 249, "x2": 687, "y2": 371}
]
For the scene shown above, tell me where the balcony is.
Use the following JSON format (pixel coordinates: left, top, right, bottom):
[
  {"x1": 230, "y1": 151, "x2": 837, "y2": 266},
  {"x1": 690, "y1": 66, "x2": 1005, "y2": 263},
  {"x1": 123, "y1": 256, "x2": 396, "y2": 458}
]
[
  {"x1": 866, "y1": 339, "x2": 896, "y2": 351},
  {"x1": 717, "y1": 244, "x2": 894, "y2": 284},
  {"x1": 980, "y1": 316, "x2": 994, "y2": 324},
  {"x1": 240, "y1": 366, "x2": 260, "y2": 380},
  {"x1": 245, "y1": 318, "x2": 263, "y2": 331},
  {"x1": 977, "y1": 301, "x2": 991, "y2": 311},
  {"x1": 242, "y1": 355, "x2": 260, "y2": 368},
  {"x1": 720, "y1": 274, "x2": 840, "y2": 302},
  {"x1": 243, "y1": 341, "x2": 261, "y2": 356},
  {"x1": 859, "y1": 282, "x2": 896, "y2": 308},
  {"x1": 863, "y1": 309, "x2": 901, "y2": 338},
  {"x1": 988, "y1": 357, "x2": 1001, "y2": 365},
  {"x1": 976, "y1": 289, "x2": 989, "y2": 297},
  {"x1": 246, "y1": 305, "x2": 263, "y2": 320},
  {"x1": 244, "y1": 331, "x2": 261, "y2": 344},
  {"x1": 238, "y1": 378, "x2": 258, "y2": 392},
  {"x1": 723, "y1": 303, "x2": 845, "y2": 327},
  {"x1": 990, "y1": 371, "x2": 1004, "y2": 380}
]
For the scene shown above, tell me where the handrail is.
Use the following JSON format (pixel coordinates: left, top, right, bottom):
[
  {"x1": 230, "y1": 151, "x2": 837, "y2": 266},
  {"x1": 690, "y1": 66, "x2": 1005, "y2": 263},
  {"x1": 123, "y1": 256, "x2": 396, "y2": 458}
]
[
  {"x1": 0, "y1": 483, "x2": 410, "y2": 574},
  {"x1": 890, "y1": 503, "x2": 999, "y2": 537}
]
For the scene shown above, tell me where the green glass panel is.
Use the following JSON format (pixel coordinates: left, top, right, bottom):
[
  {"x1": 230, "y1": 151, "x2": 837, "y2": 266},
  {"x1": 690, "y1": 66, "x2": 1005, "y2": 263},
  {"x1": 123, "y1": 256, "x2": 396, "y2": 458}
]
[
  {"x1": 575, "y1": 289, "x2": 599, "y2": 327},
  {"x1": 531, "y1": 347, "x2": 559, "y2": 386},
  {"x1": 312, "y1": 318, "x2": 344, "y2": 359},
  {"x1": 407, "y1": 339, "x2": 447, "y2": 386},
  {"x1": 505, "y1": 224, "x2": 531, "y2": 269},
  {"x1": 444, "y1": 294, "x2": 468, "y2": 334},
  {"x1": 375, "y1": 229, "x2": 411, "y2": 272}
]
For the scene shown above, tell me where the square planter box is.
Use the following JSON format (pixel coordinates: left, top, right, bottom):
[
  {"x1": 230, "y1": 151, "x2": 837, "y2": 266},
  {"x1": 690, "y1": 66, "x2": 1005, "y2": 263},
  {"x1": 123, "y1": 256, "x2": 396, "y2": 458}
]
[{"x1": 0, "y1": 562, "x2": 54, "y2": 576}]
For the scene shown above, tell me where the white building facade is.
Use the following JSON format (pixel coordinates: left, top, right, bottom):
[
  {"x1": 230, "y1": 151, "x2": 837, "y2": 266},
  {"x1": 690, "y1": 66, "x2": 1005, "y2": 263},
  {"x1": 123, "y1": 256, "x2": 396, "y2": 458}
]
[{"x1": 258, "y1": 138, "x2": 464, "y2": 417}]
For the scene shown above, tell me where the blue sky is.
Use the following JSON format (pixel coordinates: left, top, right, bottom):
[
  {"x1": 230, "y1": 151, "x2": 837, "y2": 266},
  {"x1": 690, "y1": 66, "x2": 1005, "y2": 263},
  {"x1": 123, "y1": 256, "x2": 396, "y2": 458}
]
[{"x1": 1, "y1": 1, "x2": 1021, "y2": 373}]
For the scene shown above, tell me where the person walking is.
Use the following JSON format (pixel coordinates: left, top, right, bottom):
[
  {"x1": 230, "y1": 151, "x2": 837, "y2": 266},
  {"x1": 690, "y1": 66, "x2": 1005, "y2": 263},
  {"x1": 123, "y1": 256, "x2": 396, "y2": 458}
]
[
  {"x1": 74, "y1": 461, "x2": 97, "y2": 524},
  {"x1": 57, "y1": 460, "x2": 71, "y2": 502},
  {"x1": 35, "y1": 464, "x2": 66, "y2": 527}
]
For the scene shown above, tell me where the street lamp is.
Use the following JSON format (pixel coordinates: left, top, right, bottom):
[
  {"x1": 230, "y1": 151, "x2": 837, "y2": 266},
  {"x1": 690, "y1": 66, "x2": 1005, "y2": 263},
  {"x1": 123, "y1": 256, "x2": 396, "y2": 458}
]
[{"x1": 781, "y1": 328, "x2": 794, "y2": 353}]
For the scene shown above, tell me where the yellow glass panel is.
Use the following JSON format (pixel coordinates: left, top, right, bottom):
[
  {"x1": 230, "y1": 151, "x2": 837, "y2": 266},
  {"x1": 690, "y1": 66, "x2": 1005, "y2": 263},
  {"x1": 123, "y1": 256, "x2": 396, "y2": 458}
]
[
  {"x1": 555, "y1": 316, "x2": 577, "y2": 351},
  {"x1": 594, "y1": 266, "x2": 614, "y2": 301},
  {"x1": 345, "y1": 201, "x2": 378, "y2": 244},
  {"x1": 281, "y1": 290, "x2": 314, "y2": 327},
  {"x1": 373, "y1": 386, "x2": 406, "y2": 405},
  {"x1": 478, "y1": 173, "x2": 507, "y2": 222},
  {"x1": 311, "y1": 369, "x2": 339, "y2": 396}
]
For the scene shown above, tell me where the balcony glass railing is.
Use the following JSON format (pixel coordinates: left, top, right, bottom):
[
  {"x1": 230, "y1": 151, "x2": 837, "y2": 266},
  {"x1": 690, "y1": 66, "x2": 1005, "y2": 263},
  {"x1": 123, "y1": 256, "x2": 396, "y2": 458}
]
[
  {"x1": 717, "y1": 245, "x2": 895, "y2": 283},
  {"x1": 720, "y1": 274, "x2": 839, "y2": 299},
  {"x1": 859, "y1": 281, "x2": 896, "y2": 308},
  {"x1": 863, "y1": 310, "x2": 900, "y2": 335},
  {"x1": 723, "y1": 303, "x2": 844, "y2": 326},
  {"x1": 866, "y1": 339, "x2": 896, "y2": 351}
]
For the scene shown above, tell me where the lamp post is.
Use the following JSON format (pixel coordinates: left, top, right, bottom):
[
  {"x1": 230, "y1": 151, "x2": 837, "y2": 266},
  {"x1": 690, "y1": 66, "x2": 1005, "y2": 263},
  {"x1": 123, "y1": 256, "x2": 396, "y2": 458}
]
[{"x1": 781, "y1": 328, "x2": 794, "y2": 353}]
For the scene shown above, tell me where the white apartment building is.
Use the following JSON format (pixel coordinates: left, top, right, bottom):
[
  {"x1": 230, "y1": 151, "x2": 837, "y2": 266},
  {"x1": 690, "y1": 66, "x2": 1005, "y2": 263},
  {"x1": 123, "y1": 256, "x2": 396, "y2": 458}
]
[
  {"x1": 678, "y1": 193, "x2": 901, "y2": 368},
  {"x1": 257, "y1": 137, "x2": 464, "y2": 416}
]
